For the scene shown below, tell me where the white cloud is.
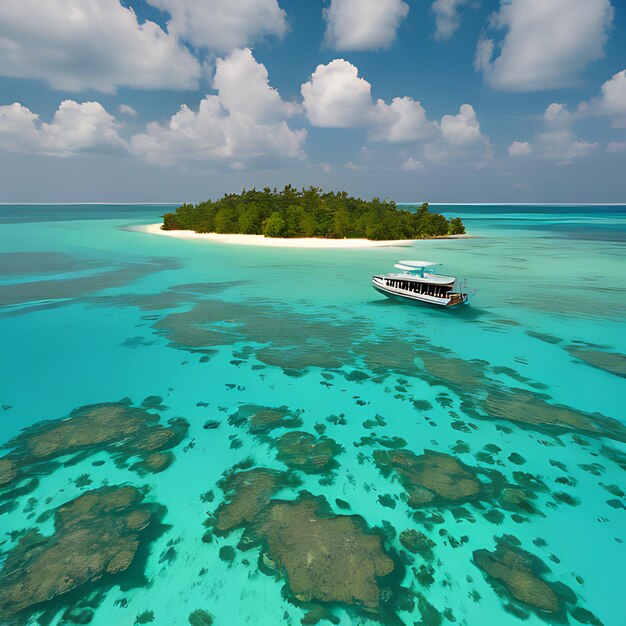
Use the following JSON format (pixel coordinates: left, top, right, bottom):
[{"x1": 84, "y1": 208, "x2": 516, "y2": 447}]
[
  {"x1": 599, "y1": 70, "x2": 626, "y2": 128},
  {"x1": 0, "y1": 100, "x2": 126, "y2": 156},
  {"x1": 0, "y1": 0, "x2": 200, "y2": 93},
  {"x1": 424, "y1": 104, "x2": 492, "y2": 162},
  {"x1": 538, "y1": 133, "x2": 597, "y2": 162},
  {"x1": 371, "y1": 98, "x2": 435, "y2": 143},
  {"x1": 432, "y1": 0, "x2": 469, "y2": 41},
  {"x1": 212, "y1": 48, "x2": 298, "y2": 123},
  {"x1": 578, "y1": 70, "x2": 626, "y2": 128},
  {"x1": 475, "y1": 0, "x2": 613, "y2": 92},
  {"x1": 118, "y1": 104, "x2": 138, "y2": 117},
  {"x1": 301, "y1": 59, "x2": 436, "y2": 142},
  {"x1": 131, "y1": 48, "x2": 306, "y2": 168},
  {"x1": 440, "y1": 104, "x2": 483, "y2": 146},
  {"x1": 301, "y1": 61, "x2": 490, "y2": 163},
  {"x1": 146, "y1": 0, "x2": 287, "y2": 52},
  {"x1": 323, "y1": 0, "x2": 409, "y2": 51},
  {"x1": 301, "y1": 60, "x2": 372, "y2": 127},
  {"x1": 401, "y1": 157, "x2": 424, "y2": 171},
  {"x1": 511, "y1": 103, "x2": 597, "y2": 162},
  {"x1": 509, "y1": 141, "x2": 532, "y2": 157},
  {"x1": 607, "y1": 142, "x2": 626, "y2": 153}
]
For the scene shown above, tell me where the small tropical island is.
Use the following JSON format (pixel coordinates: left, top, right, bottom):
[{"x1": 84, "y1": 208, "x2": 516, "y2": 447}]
[{"x1": 153, "y1": 187, "x2": 465, "y2": 247}]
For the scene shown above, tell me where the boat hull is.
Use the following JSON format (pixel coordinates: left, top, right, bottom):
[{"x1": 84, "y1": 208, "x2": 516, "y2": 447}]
[{"x1": 372, "y1": 278, "x2": 468, "y2": 308}]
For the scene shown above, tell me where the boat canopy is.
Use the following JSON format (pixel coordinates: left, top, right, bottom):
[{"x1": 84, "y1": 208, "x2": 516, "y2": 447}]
[{"x1": 398, "y1": 260, "x2": 441, "y2": 268}]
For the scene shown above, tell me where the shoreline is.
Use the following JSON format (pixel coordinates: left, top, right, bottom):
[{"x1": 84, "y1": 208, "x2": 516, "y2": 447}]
[{"x1": 135, "y1": 223, "x2": 470, "y2": 248}]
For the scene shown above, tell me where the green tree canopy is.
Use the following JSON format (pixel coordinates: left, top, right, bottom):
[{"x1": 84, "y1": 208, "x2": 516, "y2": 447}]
[{"x1": 161, "y1": 188, "x2": 465, "y2": 240}]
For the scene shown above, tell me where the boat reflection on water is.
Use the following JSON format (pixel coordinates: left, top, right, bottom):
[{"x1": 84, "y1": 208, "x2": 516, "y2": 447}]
[{"x1": 372, "y1": 260, "x2": 469, "y2": 308}]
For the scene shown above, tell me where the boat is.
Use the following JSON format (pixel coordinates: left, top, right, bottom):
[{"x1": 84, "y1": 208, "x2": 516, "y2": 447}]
[{"x1": 372, "y1": 260, "x2": 469, "y2": 307}]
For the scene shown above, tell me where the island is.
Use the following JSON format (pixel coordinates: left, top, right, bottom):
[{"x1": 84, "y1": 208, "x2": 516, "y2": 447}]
[{"x1": 158, "y1": 187, "x2": 465, "y2": 243}]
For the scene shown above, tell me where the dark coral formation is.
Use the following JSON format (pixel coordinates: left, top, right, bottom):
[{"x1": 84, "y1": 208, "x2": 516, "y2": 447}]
[
  {"x1": 497, "y1": 487, "x2": 543, "y2": 518},
  {"x1": 399, "y1": 529, "x2": 435, "y2": 560},
  {"x1": 0, "y1": 485, "x2": 160, "y2": 619},
  {"x1": 374, "y1": 449, "x2": 498, "y2": 508},
  {"x1": 0, "y1": 257, "x2": 180, "y2": 310},
  {"x1": 131, "y1": 451, "x2": 174, "y2": 475},
  {"x1": 566, "y1": 346, "x2": 626, "y2": 379},
  {"x1": 274, "y1": 431, "x2": 344, "y2": 474},
  {"x1": 0, "y1": 401, "x2": 188, "y2": 492},
  {"x1": 249, "y1": 408, "x2": 302, "y2": 434},
  {"x1": 364, "y1": 338, "x2": 626, "y2": 449},
  {"x1": 255, "y1": 496, "x2": 396, "y2": 611},
  {"x1": 416, "y1": 350, "x2": 487, "y2": 391},
  {"x1": 255, "y1": 346, "x2": 344, "y2": 372},
  {"x1": 209, "y1": 469, "x2": 403, "y2": 623},
  {"x1": 188, "y1": 609, "x2": 214, "y2": 625},
  {"x1": 482, "y1": 388, "x2": 626, "y2": 442},
  {"x1": 472, "y1": 536, "x2": 591, "y2": 620},
  {"x1": 228, "y1": 404, "x2": 303, "y2": 435},
  {"x1": 474, "y1": 544, "x2": 558, "y2": 611},
  {"x1": 153, "y1": 299, "x2": 366, "y2": 373},
  {"x1": 213, "y1": 468, "x2": 297, "y2": 535},
  {"x1": 359, "y1": 339, "x2": 422, "y2": 378},
  {"x1": 0, "y1": 458, "x2": 17, "y2": 486}
]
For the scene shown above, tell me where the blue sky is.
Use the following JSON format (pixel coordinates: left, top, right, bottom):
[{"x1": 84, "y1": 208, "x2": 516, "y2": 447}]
[{"x1": 0, "y1": 0, "x2": 624, "y2": 203}]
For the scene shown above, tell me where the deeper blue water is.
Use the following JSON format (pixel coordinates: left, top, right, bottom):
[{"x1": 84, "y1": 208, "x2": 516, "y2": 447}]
[{"x1": 0, "y1": 205, "x2": 624, "y2": 626}]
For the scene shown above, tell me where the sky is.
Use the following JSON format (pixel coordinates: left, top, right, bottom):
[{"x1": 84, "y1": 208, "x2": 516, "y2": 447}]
[{"x1": 0, "y1": 0, "x2": 625, "y2": 204}]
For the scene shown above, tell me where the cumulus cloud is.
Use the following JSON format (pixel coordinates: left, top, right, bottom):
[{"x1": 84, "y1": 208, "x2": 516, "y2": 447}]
[
  {"x1": 213, "y1": 48, "x2": 299, "y2": 123},
  {"x1": 323, "y1": 0, "x2": 409, "y2": 51},
  {"x1": 0, "y1": 101, "x2": 127, "y2": 156},
  {"x1": 607, "y1": 141, "x2": 626, "y2": 153},
  {"x1": 475, "y1": 0, "x2": 614, "y2": 92},
  {"x1": 301, "y1": 60, "x2": 491, "y2": 165},
  {"x1": 301, "y1": 59, "x2": 436, "y2": 142},
  {"x1": 440, "y1": 104, "x2": 484, "y2": 146},
  {"x1": 301, "y1": 60, "x2": 372, "y2": 127},
  {"x1": 577, "y1": 69, "x2": 626, "y2": 129},
  {"x1": 0, "y1": 0, "x2": 200, "y2": 93},
  {"x1": 424, "y1": 104, "x2": 492, "y2": 162},
  {"x1": 511, "y1": 103, "x2": 597, "y2": 162},
  {"x1": 118, "y1": 104, "x2": 138, "y2": 117},
  {"x1": 371, "y1": 98, "x2": 435, "y2": 143},
  {"x1": 146, "y1": 0, "x2": 287, "y2": 52},
  {"x1": 432, "y1": 0, "x2": 470, "y2": 41},
  {"x1": 131, "y1": 48, "x2": 306, "y2": 168},
  {"x1": 598, "y1": 70, "x2": 626, "y2": 128},
  {"x1": 508, "y1": 141, "x2": 531, "y2": 157},
  {"x1": 401, "y1": 157, "x2": 424, "y2": 171}
]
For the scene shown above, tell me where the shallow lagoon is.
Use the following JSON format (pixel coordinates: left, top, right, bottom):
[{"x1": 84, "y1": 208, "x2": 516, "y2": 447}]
[{"x1": 0, "y1": 204, "x2": 624, "y2": 625}]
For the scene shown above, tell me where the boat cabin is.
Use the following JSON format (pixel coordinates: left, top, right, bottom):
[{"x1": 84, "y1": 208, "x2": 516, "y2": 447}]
[{"x1": 382, "y1": 276, "x2": 453, "y2": 299}]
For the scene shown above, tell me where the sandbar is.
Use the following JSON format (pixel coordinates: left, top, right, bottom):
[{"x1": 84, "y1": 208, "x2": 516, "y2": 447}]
[{"x1": 136, "y1": 223, "x2": 466, "y2": 248}]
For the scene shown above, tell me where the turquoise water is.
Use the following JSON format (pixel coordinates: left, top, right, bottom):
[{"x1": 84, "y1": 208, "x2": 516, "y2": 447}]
[{"x1": 0, "y1": 205, "x2": 624, "y2": 625}]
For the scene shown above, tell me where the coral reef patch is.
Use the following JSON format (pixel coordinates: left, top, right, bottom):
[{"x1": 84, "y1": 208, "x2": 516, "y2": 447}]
[
  {"x1": 473, "y1": 535, "x2": 600, "y2": 623},
  {"x1": 274, "y1": 431, "x2": 344, "y2": 474},
  {"x1": 374, "y1": 449, "x2": 501, "y2": 508},
  {"x1": 0, "y1": 401, "x2": 188, "y2": 494},
  {"x1": 0, "y1": 485, "x2": 162, "y2": 620},
  {"x1": 209, "y1": 468, "x2": 405, "y2": 623}
]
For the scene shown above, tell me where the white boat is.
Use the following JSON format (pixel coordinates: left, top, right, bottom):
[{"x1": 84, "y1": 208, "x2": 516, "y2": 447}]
[{"x1": 372, "y1": 260, "x2": 469, "y2": 308}]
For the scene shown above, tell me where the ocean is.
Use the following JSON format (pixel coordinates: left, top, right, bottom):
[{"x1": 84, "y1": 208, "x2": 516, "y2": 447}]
[{"x1": 0, "y1": 204, "x2": 624, "y2": 626}]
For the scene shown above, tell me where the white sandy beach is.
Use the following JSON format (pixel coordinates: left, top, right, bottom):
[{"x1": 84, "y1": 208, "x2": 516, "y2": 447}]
[{"x1": 137, "y1": 223, "x2": 416, "y2": 248}]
